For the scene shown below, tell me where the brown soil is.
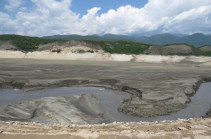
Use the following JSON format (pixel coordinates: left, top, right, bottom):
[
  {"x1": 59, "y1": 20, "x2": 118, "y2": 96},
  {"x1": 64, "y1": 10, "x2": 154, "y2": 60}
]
[
  {"x1": 0, "y1": 118, "x2": 211, "y2": 139},
  {"x1": 200, "y1": 46, "x2": 211, "y2": 52},
  {"x1": 144, "y1": 45, "x2": 193, "y2": 55}
]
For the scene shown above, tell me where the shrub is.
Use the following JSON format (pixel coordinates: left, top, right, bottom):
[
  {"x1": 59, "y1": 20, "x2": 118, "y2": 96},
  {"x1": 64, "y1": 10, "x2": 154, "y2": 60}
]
[
  {"x1": 83, "y1": 40, "x2": 150, "y2": 54},
  {"x1": 87, "y1": 50, "x2": 94, "y2": 53},
  {"x1": 51, "y1": 49, "x2": 61, "y2": 53}
]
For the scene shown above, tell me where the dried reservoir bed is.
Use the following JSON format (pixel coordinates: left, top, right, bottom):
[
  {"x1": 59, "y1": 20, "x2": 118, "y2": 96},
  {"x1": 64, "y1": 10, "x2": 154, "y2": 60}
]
[
  {"x1": 0, "y1": 83, "x2": 211, "y2": 125},
  {"x1": 0, "y1": 58, "x2": 211, "y2": 121}
]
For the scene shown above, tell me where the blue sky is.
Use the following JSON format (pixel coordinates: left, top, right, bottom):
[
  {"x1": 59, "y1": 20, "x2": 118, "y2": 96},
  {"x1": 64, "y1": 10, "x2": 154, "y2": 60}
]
[
  {"x1": 71, "y1": 0, "x2": 148, "y2": 15},
  {"x1": 0, "y1": 0, "x2": 148, "y2": 16},
  {"x1": 0, "y1": 0, "x2": 211, "y2": 36}
]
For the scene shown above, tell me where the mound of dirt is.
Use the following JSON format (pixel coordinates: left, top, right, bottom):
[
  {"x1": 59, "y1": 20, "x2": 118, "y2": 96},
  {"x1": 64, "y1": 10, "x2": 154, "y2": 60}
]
[
  {"x1": 200, "y1": 46, "x2": 211, "y2": 52},
  {"x1": 144, "y1": 45, "x2": 193, "y2": 55},
  {"x1": 0, "y1": 94, "x2": 105, "y2": 125},
  {"x1": 37, "y1": 40, "x2": 102, "y2": 53},
  {"x1": 0, "y1": 41, "x2": 17, "y2": 50}
]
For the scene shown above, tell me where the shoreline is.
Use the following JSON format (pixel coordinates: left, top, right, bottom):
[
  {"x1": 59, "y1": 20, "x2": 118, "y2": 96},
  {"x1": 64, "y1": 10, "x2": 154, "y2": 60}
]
[{"x1": 1, "y1": 50, "x2": 211, "y2": 63}]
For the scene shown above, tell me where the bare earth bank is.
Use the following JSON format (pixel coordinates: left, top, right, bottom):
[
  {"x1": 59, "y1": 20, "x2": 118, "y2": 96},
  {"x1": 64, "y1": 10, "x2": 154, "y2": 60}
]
[{"x1": 0, "y1": 118, "x2": 211, "y2": 139}]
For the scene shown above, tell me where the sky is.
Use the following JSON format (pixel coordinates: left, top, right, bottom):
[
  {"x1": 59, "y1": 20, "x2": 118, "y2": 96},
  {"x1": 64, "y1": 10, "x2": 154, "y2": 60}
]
[{"x1": 0, "y1": 0, "x2": 211, "y2": 36}]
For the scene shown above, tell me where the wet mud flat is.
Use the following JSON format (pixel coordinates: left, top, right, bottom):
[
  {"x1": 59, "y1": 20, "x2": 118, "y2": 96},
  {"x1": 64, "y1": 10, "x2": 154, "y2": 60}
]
[
  {"x1": 0, "y1": 83, "x2": 211, "y2": 124},
  {"x1": 0, "y1": 87, "x2": 132, "y2": 124},
  {"x1": 0, "y1": 58, "x2": 211, "y2": 122}
]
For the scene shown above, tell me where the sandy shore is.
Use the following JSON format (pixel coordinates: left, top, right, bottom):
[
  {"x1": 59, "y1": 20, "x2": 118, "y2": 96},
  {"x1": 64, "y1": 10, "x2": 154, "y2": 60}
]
[
  {"x1": 1, "y1": 50, "x2": 211, "y2": 63},
  {"x1": 0, "y1": 118, "x2": 211, "y2": 139}
]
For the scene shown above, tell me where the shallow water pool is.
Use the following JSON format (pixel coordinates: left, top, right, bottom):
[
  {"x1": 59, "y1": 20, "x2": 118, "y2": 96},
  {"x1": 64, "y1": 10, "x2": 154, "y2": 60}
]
[{"x1": 0, "y1": 82, "x2": 210, "y2": 122}]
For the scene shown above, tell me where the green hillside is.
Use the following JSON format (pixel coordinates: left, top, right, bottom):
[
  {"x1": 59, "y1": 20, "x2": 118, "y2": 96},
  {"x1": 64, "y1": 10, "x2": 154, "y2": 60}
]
[
  {"x1": 137, "y1": 33, "x2": 211, "y2": 47},
  {"x1": 43, "y1": 33, "x2": 211, "y2": 47},
  {"x1": 0, "y1": 34, "x2": 67, "y2": 52},
  {"x1": 83, "y1": 40, "x2": 150, "y2": 54},
  {"x1": 0, "y1": 34, "x2": 211, "y2": 56},
  {"x1": 0, "y1": 34, "x2": 149, "y2": 54}
]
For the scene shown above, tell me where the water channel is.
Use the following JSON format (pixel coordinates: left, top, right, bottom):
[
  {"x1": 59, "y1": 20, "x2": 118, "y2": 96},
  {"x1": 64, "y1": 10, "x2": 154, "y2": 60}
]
[{"x1": 0, "y1": 82, "x2": 210, "y2": 122}]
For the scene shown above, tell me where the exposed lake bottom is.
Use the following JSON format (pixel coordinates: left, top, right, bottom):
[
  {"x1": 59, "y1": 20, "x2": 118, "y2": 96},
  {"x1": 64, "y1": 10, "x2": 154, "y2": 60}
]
[{"x1": 0, "y1": 82, "x2": 210, "y2": 123}]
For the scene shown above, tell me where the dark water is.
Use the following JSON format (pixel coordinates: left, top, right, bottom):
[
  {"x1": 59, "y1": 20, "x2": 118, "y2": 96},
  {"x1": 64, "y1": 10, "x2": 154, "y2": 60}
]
[{"x1": 0, "y1": 82, "x2": 210, "y2": 122}]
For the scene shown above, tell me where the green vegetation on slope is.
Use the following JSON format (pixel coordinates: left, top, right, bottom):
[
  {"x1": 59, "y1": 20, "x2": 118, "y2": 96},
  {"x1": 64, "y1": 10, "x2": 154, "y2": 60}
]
[
  {"x1": 84, "y1": 40, "x2": 150, "y2": 54},
  {"x1": 192, "y1": 47, "x2": 211, "y2": 56},
  {"x1": 0, "y1": 34, "x2": 211, "y2": 56},
  {"x1": 0, "y1": 34, "x2": 67, "y2": 52},
  {"x1": 0, "y1": 34, "x2": 148, "y2": 54},
  {"x1": 43, "y1": 33, "x2": 211, "y2": 47}
]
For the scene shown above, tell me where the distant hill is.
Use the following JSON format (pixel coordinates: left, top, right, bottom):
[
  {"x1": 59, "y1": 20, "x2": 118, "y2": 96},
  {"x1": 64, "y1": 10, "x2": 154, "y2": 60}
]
[
  {"x1": 43, "y1": 33, "x2": 211, "y2": 47},
  {"x1": 43, "y1": 34, "x2": 105, "y2": 41},
  {"x1": 179, "y1": 33, "x2": 211, "y2": 47},
  {"x1": 137, "y1": 34, "x2": 179, "y2": 45},
  {"x1": 137, "y1": 33, "x2": 211, "y2": 47},
  {"x1": 42, "y1": 34, "x2": 134, "y2": 42}
]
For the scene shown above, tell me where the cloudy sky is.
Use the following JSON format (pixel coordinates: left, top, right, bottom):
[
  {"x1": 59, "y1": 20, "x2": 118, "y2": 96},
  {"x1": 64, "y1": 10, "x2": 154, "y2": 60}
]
[{"x1": 0, "y1": 0, "x2": 211, "y2": 36}]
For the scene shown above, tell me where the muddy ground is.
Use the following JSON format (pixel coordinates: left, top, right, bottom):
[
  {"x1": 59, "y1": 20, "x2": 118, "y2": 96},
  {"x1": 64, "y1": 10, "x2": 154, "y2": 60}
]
[
  {"x1": 0, "y1": 118, "x2": 211, "y2": 139},
  {"x1": 0, "y1": 94, "x2": 106, "y2": 124},
  {"x1": 0, "y1": 58, "x2": 211, "y2": 120}
]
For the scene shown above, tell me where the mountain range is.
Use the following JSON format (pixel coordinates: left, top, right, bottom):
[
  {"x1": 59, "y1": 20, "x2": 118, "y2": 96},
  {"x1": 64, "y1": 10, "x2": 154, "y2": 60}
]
[{"x1": 43, "y1": 33, "x2": 211, "y2": 47}]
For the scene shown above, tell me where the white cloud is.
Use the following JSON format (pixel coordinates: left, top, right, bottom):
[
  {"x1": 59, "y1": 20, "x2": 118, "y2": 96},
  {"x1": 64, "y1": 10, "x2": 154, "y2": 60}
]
[
  {"x1": 0, "y1": 0, "x2": 211, "y2": 36},
  {"x1": 163, "y1": 6, "x2": 211, "y2": 34},
  {"x1": 4, "y1": 0, "x2": 24, "y2": 11},
  {"x1": 10, "y1": 0, "x2": 81, "y2": 36},
  {"x1": 0, "y1": 12, "x2": 19, "y2": 34}
]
